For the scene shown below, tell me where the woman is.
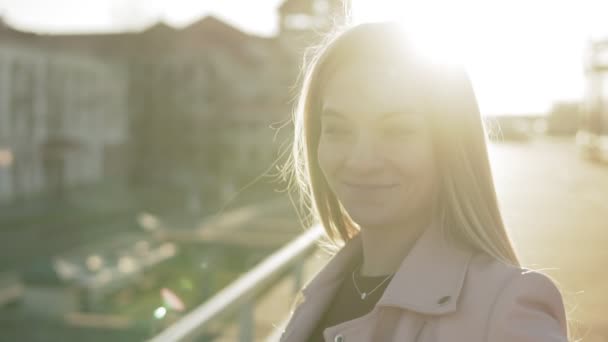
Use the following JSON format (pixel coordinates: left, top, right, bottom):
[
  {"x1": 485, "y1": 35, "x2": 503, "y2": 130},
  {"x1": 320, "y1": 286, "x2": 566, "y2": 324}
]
[{"x1": 279, "y1": 22, "x2": 568, "y2": 341}]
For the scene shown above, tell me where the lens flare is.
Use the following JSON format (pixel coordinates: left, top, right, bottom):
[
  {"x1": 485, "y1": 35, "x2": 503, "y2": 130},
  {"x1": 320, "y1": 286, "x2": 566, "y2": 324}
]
[
  {"x1": 161, "y1": 287, "x2": 185, "y2": 312},
  {"x1": 154, "y1": 306, "x2": 167, "y2": 319}
]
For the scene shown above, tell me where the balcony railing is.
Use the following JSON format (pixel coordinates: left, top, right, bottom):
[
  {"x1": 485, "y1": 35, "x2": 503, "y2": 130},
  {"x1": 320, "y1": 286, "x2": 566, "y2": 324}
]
[{"x1": 148, "y1": 224, "x2": 324, "y2": 342}]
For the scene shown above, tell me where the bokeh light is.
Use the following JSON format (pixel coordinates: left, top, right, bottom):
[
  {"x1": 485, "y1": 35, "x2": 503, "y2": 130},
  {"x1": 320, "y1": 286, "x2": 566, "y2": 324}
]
[{"x1": 153, "y1": 306, "x2": 167, "y2": 320}]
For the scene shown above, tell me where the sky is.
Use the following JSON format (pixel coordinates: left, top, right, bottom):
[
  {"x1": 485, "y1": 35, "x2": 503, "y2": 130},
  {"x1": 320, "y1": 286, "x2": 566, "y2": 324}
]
[
  {"x1": 0, "y1": 0, "x2": 285, "y2": 34},
  {"x1": 1, "y1": 0, "x2": 607, "y2": 115}
]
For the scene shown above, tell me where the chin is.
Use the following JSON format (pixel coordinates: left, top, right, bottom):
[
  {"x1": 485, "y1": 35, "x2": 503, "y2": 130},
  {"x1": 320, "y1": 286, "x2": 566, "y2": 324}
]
[
  {"x1": 348, "y1": 211, "x2": 401, "y2": 230},
  {"x1": 346, "y1": 203, "x2": 424, "y2": 230}
]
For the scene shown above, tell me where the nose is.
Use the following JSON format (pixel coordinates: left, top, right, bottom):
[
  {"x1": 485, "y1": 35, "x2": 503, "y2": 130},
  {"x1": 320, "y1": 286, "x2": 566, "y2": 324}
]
[{"x1": 343, "y1": 133, "x2": 382, "y2": 173}]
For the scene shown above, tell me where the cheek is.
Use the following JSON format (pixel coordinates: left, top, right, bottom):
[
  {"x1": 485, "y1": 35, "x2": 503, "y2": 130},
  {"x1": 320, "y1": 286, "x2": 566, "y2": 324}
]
[
  {"x1": 316, "y1": 138, "x2": 340, "y2": 178},
  {"x1": 411, "y1": 153, "x2": 439, "y2": 193},
  {"x1": 390, "y1": 142, "x2": 437, "y2": 182}
]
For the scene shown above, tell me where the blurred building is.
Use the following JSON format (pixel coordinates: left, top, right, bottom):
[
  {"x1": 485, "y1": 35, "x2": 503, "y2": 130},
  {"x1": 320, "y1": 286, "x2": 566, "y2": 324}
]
[
  {"x1": 0, "y1": 0, "x2": 347, "y2": 205},
  {"x1": 0, "y1": 42, "x2": 129, "y2": 203},
  {"x1": 278, "y1": 0, "x2": 349, "y2": 55},
  {"x1": 547, "y1": 101, "x2": 580, "y2": 135},
  {"x1": 578, "y1": 38, "x2": 608, "y2": 162}
]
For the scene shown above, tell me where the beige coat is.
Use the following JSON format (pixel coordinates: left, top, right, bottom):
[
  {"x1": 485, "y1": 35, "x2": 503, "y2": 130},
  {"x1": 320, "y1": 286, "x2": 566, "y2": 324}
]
[{"x1": 279, "y1": 225, "x2": 568, "y2": 342}]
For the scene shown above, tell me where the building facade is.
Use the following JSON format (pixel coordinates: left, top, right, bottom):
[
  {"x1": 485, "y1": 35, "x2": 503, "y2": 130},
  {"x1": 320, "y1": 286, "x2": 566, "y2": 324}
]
[
  {"x1": 0, "y1": 44, "x2": 129, "y2": 203},
  {"x1": 0, "y1": 0, "x2": 347, "y2": 204}
]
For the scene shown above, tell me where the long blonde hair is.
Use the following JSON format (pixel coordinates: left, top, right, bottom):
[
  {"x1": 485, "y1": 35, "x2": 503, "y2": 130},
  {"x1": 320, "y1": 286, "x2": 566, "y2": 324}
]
[{"x1": 285, "y1": 22, "x2": 519, "y2": 266}]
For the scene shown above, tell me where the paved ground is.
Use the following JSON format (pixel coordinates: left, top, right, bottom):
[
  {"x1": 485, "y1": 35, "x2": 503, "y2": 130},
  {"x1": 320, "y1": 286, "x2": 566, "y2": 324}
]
[{"x1": 488, "y1": 136, "x2": 608, "y2": 341}]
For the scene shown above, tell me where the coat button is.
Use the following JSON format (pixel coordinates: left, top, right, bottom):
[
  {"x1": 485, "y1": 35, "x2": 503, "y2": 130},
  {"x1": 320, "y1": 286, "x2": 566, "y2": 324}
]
[
  {"x1": 334, "y1": 334, "x2": 344, "y2": 342},
  {"x1": 437, "y1": 295, "x2": 451, "y2": 305}
]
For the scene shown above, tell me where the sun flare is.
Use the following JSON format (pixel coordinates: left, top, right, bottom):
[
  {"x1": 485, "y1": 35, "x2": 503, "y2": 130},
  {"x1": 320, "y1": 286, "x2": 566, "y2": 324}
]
[{"x1": 351, "y1": 0, "x2": 591, "y2": 115}]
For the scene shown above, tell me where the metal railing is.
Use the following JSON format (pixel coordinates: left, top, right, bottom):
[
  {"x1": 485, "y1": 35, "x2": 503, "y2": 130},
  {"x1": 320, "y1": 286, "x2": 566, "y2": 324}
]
[{"x1": 149, "y1": 224, "x2": 324, "y2": 342}]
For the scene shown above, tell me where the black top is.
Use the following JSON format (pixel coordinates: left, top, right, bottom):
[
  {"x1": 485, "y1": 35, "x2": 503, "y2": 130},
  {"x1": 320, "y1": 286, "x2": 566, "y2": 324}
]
[{"x1": 307, "y1": 257, "x2": 394, "y2": 342}]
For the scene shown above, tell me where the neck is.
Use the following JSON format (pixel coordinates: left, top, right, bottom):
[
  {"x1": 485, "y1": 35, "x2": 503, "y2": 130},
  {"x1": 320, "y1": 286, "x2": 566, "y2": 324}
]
[{"x1": 358, "y1": 213, "x2": 434, "y2": 277}]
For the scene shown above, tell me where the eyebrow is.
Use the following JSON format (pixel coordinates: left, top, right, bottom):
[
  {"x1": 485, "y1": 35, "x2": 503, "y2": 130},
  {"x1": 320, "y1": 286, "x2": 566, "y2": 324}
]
[{"x1": 321, "y1": 108, "x2": 416, "y2": 121}]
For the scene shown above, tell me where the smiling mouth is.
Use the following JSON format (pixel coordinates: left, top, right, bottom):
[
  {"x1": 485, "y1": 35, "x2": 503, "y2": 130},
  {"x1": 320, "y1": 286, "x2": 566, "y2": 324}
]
[{"x1": 341, "y1": 181, "x2": 399, "y2": 189}]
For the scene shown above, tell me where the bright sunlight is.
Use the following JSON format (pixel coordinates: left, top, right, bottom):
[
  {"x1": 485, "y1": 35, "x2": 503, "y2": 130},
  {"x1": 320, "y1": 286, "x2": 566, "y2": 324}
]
[{"x1": 351, "y1": 0, "x2": 607, "y2": 116}]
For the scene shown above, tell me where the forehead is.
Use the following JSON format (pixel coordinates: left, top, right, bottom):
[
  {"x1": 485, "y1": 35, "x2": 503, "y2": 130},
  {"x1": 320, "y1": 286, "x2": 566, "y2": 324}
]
[{"x1": 321, "y1": 60, "x2": 429, "y2": 121}]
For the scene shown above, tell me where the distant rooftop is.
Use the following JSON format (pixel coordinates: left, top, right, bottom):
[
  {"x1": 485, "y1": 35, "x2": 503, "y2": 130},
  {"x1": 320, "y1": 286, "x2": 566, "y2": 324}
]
[{"x1": 0, "y1": 14, "x2": 279, "y2": 61}]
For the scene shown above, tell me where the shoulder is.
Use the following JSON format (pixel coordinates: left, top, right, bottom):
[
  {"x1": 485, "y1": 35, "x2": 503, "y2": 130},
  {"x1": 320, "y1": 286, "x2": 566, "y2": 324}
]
[{"x1": 466, "y1": 254, "x2": 568, "y2": 341}]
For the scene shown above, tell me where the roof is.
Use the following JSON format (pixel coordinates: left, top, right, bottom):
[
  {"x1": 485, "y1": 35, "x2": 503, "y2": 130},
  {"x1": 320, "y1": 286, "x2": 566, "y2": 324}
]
[
  {"x1": 0, "y1": 15, "x2": 281, "y2": 63},
  {"x1": 278, "y1": 0, "x2": 315, "y2": 15},
  {"x1": 278, "y1": 0, "x2": 346, "y2": 16}
]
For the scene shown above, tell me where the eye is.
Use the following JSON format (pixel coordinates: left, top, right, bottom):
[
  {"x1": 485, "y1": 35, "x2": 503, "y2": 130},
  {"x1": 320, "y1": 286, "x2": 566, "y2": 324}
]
[
  {"x1": 321, "y1": 123, "x2": 352, "y2": 137},
  {"x1": 381, "y1": 124, "x2": 416, "y2": 138}
]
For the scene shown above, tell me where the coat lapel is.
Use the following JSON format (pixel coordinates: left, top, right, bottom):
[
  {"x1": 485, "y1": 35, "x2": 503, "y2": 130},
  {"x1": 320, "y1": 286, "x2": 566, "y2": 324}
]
[
  {"x1": 377, "y1": 223, "x2": 473, "y2": 314},
  {"x1": 280, "y1": 235, "x2": 362, "y2": 341},
  {"x1": 280, "y1": 223, "x2": 474, "y2": 341}
]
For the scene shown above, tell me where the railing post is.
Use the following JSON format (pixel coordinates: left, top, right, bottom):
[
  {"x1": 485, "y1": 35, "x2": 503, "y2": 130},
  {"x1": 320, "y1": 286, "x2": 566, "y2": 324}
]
[
  {"x1": 292, "y1": 261, "x2": 303, "y2": 295},
  {"x1": 239, "y1": 300, "x2": 254, "y2": 342}
]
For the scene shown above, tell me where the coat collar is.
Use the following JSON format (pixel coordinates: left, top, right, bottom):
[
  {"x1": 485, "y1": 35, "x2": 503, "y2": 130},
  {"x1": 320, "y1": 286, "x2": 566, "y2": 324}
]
[{"x1": 301, "y1": 222, "x2": 474, "y2": 315}]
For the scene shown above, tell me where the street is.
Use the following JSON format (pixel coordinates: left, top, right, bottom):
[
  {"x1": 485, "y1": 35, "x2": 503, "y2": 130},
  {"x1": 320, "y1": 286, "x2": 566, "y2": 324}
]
[{"x1": 489, "y1": 136, "x2": 608, "y2": 341}]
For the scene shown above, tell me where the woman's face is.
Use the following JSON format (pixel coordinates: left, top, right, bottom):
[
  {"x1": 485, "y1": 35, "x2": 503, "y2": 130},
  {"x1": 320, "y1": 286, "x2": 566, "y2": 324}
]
[{"x1": 317, "y1": 60, "x2": 438, "y2": 229}]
